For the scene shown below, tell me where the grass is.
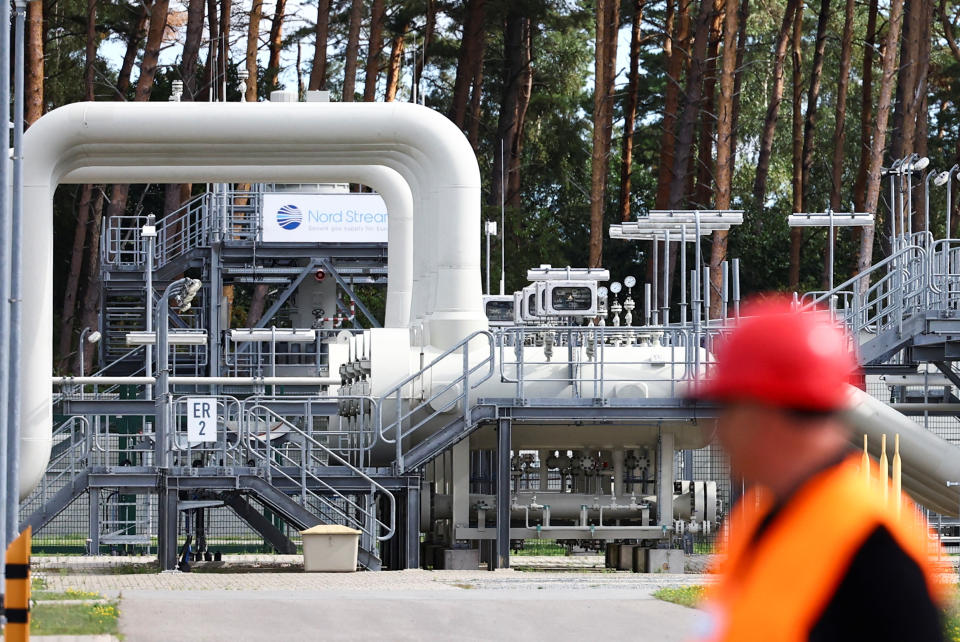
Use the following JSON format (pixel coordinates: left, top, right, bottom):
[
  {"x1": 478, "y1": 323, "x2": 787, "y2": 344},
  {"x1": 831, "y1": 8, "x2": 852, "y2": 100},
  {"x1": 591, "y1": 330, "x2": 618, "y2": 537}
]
[
  {"x1": 33, "y1": 587, "x2": 102, "y2": 601},
  {"x1": 27, "y1": 601, "x2": 119, "y2": 636},
  {"x1": 652, "y1": 585, "x2": 707, "y2": 609},
  {"x1": 512, "y1": 540, "x2": 568, "y2": 556}
]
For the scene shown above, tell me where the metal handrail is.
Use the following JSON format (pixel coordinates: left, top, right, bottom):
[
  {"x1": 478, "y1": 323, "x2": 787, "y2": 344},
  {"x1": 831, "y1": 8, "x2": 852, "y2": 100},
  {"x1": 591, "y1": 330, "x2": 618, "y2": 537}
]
[
  {"x1": 377, "y1": 332, "x2": 495, "y2": 472},
  {"x1": 244, "y1": 403, "x2": 396, "y2": 541}
]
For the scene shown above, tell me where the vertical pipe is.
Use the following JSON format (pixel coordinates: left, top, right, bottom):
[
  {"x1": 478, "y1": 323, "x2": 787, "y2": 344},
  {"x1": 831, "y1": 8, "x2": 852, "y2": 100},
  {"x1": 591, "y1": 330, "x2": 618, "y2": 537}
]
[
  {"x1": 879, "y1": 433, "x2": 888, "y2": 504},
  {"x1": 651, "y1": 237, "x2": 659, "y2": 321},
  {"x1": 496, "y1": 417, "x2": 511, "y2": 570},
  {"x1": 662, "y1": 230, "x2": 670, "y2": 324},
  {"x1": 0, "y1": 0, "x2": 11, "y2": 560},
  {"x1": 657, "y1": 431, "x2": 675, "y2": 528},
  {"x1": 680, "y1": 226, "x2": 687, "y2": 325},
  {"x1": 8, "y1": 0, "x2": 25, "y2": 543},
  {"x1": 732, "y1": 258, "x2": 741, "y2": 318},
  {"x1": 721, "y1": 261, "x2": 728, "y2": 320},
  {"x1": 643, "y1": 283, "x2": 651, "y2": 326},
  {"x1": 485, "y1": 224, "x2": 491, "y2": 295},
  {"x1": 145, "y1": 218, "x2": 154, "y2": 400},
  {"x1": 702, "y1": 266, "x2": 711, "y2": 327}
]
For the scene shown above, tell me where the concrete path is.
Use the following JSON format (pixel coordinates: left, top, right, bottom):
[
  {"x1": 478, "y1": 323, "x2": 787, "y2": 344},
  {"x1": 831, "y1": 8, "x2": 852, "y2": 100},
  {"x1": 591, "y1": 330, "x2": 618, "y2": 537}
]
[{"x1": 118, "y1": 587, "x2": 703, "y2": 641}]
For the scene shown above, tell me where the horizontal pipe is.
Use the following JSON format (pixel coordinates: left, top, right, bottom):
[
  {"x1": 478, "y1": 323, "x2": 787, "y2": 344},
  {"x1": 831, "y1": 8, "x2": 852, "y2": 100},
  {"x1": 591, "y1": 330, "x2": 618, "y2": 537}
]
[{"x1": 52, "y1": 376, "x2": 340, "y2": 386}]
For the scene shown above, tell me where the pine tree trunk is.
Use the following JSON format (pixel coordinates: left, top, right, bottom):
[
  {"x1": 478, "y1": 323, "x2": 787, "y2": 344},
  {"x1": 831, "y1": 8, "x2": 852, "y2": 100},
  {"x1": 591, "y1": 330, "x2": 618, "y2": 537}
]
[
  {"x1": 204, "y1": 0, "x2": 218, "y2": 100},
  {"x1": 858, "y1": 0, "x2": 906, "y2": 279},
  {"x1": 507, "y1": 18, "x2": 533, "y2": 208},
  {"x1": 384, "y1": 22, "x2": 409, "y2": 102},
  {"x1": 76, "y1": 190, "x2": 105, "y2": 375},
  {"x1": 911, "y1": 0, "x2": 932, "y2": 234},
  {"x1": 751, "y1": 0, "x2": 798, "y2": 209},
  {"x1": 58, "y1": 186, "x2": 93, "y2": 370},
  {"x1": 116, "y1": 5, "x2": 148, "y2": 99},
  {"x1": 588, "y1": 0, "x2": 619, "y2": 267},
  {"x1": 451, "y1": 0, "x2": 487, "y2": 128},
  {"x1": 799, "y1": 0, "x2": 830, "y2": 201},
  {"x1": 363, "y1": 0, "x2": 386, "y2": 101},
  {"x1": 342, "y1": 0, "x2": 363, "y2": 101},
  {"x1": 693, "y1": 0, "x2": 723, "y2": 208},
  {"x1": 852, "y1": 0, "x2": 878, "y2": 258},
  {"x1": 266, "y1": 0, "x2": 286, "y2": 91},
  {"x1": 467, "y1": 61, "x2": 484, "y2": 150},
  {"x1": 788, "y1": 0, "x2": 803, "y2": 290},
  {"x1": 654, "y1": 0, "x2": 689, "y2": 209},
  {"x1": 244, "y1": 0, "x2": 262, "y2": 99},
  {"x1": 729, "y1": 0, "x2": 749, "y2": 161},
  {"x1": 217, "y1": 0, "x2": 231, "y2": 99},
  {"x1": 709, "y1": 0, "x2": 740, "y2": 317},
  {"x1": 182, "y1": 0, "x2": 205, "y2": 100},
  {"x1": 415, "y1": 0, "x2": 437, "y2": 83},
  {"x1": 824, "y1": 0, "x2": 855, "y2": 287},
  {"x1": 25, "y1": 0, "x2": 43, "y2": 124},
  {"x1": 618, "y1": 0, "x2": 646, "y2": 222},
  {"x1": 308, "y1": 0, "x2": 331, "y2": 91}
]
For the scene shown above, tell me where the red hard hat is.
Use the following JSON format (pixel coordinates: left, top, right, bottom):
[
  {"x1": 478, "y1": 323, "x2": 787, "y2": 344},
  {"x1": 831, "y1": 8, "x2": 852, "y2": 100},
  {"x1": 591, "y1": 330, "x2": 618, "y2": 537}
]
[{"x1": 691, "y1": 297, "x2": 860, "y2": 411}]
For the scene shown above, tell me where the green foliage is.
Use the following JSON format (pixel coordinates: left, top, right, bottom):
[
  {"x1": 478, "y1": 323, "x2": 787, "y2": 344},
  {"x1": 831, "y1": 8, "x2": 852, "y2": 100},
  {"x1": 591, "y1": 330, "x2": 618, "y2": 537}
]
[
  {"x1": 28, "y1": 601, "x2": 119, "y2": 636},
  {"x1": 652, "y1": 585, "x2": 707, "y2": 609}
]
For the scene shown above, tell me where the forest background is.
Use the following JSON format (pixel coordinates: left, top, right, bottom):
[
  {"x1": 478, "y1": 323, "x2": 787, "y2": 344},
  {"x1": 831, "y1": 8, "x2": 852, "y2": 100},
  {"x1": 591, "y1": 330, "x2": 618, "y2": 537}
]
[{"x1": 33, "y1": 0, "x2": 956, "y2": 371}]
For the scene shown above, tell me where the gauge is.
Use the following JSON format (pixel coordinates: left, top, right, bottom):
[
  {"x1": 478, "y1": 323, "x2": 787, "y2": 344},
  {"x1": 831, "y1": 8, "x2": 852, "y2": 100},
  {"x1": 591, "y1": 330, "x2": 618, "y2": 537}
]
[
  {"x1": 624, "y1": 275, "x2": 637, "y2": 288},
  {"x1": 597, "y1": 286, "x2": 608, "y2": 297},
  {"x1": 610, "y1": 282, "x2": 622, "y2": 294}
]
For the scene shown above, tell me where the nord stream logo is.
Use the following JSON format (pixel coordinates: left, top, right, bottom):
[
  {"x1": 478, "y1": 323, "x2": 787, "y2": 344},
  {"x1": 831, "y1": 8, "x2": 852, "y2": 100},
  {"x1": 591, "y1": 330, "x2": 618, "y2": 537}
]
[{"x1": 276, "y1": 204, "x2": 302, "y2": 230}]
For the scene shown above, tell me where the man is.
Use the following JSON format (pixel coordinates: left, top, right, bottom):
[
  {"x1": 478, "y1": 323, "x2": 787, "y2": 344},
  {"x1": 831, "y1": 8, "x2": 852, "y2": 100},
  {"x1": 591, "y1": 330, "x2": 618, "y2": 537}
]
[{"x1": 692, "y1": 299, "x2": 946, "y2": 642}]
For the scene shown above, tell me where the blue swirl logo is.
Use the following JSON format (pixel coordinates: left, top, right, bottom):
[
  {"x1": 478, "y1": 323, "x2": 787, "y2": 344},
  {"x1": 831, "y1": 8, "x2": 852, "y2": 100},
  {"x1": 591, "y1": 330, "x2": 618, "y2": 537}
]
[{"x1": 276, "y1": 204, "x2": 302, "y2": 230}]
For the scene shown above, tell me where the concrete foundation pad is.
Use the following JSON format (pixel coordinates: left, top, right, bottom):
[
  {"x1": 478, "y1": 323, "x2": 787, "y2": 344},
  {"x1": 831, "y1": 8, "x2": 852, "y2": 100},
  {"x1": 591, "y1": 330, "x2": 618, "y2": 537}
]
[
  {"x1": 647, "y1": 549, "x2": 684, "y2": 574},
  {"x1": 442, "y1": 549, "x2": 480, "y2": 570}
]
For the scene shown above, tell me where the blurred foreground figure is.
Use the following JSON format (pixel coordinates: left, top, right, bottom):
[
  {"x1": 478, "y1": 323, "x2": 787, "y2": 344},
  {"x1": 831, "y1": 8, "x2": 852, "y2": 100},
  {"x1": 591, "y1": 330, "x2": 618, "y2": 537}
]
[{"x1": 692, "y1": 299, "x2": 946, "y2": 642}]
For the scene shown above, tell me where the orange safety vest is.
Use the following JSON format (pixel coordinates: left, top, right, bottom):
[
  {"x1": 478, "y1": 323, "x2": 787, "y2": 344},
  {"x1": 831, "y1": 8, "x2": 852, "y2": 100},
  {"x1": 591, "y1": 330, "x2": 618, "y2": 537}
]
[{"x1": 702, "y1": 455, "x2": 947, "y2": 642}]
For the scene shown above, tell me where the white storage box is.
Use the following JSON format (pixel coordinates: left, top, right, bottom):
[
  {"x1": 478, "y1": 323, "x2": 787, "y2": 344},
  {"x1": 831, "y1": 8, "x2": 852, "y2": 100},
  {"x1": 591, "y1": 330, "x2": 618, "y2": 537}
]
[{"x1": 300, "y1": 524, "x2": 361, "y2": 572}]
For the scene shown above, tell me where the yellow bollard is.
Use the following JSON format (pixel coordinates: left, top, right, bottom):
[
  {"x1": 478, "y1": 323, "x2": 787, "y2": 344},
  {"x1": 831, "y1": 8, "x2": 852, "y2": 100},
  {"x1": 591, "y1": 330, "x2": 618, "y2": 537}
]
[
  {"x1": 892, "y1": 433, "x2": 902, "y2": 516},
  {"x1": 880, "y1": 434, "x2": 889, "y2": 504},
  {"x1": 4, "y1": 525, "x2": 31, "y2": 641},
  {"x1": 862, "y1": 434, "x2": 870, "y2": 487},
  {"x1": 4, "y1": 526, "x2": 33, "y2": 642}
]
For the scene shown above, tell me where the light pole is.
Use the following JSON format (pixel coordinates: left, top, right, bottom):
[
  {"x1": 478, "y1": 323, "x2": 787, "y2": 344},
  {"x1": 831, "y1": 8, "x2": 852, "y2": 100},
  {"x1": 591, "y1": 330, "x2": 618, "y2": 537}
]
[
  {"x1": 788, "y1": 211, "x2": 874, "y2": 291},
  {"x1": 8, "y1": 0, "x2": 26, "y2": 546},
  {"x1": 142, "y1": 216, "x2": 157, "y2": 399},
  {"x1": 78, "y1": 327, "x2": 102, "y2": 377},
  {"x1": 155, "y1": 278, "x2": 202, "y2": 469},
  {"x1": 484, "y1": 221, "x2": 497, "y2": 295}
]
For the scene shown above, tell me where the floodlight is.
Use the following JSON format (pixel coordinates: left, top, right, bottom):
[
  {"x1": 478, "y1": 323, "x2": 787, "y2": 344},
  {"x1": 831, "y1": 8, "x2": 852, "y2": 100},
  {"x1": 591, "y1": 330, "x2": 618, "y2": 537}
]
[
  {"x1": 86, "y1": 331, "x2": 101, "y2": 344},
  {"x1": 935, "y1": 171, "x2": 951, "y2": 187},
  {"x1": 912, "y1": 156, "x2": 930, "y2": 172}
]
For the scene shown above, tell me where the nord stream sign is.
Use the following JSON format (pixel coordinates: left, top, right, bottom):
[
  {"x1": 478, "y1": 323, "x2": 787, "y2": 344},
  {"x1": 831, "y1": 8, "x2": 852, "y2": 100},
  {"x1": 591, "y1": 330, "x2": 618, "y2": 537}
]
[{"x1": 261, "y1": 193, "x2": 389, "y2": 243}]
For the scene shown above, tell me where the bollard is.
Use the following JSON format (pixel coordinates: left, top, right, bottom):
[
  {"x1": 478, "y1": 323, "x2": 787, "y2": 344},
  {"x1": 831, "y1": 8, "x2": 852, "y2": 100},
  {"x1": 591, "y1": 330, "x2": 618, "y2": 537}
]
[
  {"x1": 862, "y1": 434, "x2": 870, "y2": 487},
  {"x1": 879, "y1": 434, "x2": 889, "y2": 505},
  {"x1": 892, "y1": 433, "x2": 902, "y2": 516},
  {"x1": 4, "y1": 525, "x2": 31, "y2": 641}
]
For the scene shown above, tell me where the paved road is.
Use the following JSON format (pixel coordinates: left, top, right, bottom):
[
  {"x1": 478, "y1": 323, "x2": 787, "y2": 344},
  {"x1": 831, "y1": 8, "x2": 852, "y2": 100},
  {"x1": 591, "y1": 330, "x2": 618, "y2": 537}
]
[{"x1": 118, "y1": 587, "x2": 703, "y2": 641}]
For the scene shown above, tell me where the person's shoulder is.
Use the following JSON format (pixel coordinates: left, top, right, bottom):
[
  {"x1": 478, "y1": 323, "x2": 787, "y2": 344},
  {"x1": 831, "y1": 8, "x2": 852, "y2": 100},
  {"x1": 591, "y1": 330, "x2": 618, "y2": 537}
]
[{"x1": 809, "y1": 524, "x2": 944, "y2": 642}]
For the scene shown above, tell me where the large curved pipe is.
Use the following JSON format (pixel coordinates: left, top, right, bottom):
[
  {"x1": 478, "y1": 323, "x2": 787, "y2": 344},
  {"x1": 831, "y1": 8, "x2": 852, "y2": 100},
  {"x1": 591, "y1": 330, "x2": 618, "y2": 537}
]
[
  {"x1": 63, "y1": 164, "x2": 414, "y2": 329},
  {"x1": 22, "y1": 101, "x2": 485, "y2": 497},
  {"x1": 846, "y1": 387, "x2": 960, "y2": 516}
]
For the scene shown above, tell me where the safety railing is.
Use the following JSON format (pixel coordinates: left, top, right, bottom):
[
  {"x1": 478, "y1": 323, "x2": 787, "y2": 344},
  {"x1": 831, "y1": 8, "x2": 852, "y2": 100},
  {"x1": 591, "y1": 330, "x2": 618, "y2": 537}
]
[
  {"x1": 495, "y1": 325, "x2": 727, "y2": 401},
  {"x1": 243, "y1": 403, "x2": 395, "y2": 541},
  {"x1": 18, "y1": 416, "x2": 91, "y2": 519},
  {"x1": 806, "y1": 244, "x2": 929, "y2": 340},
  {"x1": 379, "y1": 331, "x2": 496, "y2": 472}
]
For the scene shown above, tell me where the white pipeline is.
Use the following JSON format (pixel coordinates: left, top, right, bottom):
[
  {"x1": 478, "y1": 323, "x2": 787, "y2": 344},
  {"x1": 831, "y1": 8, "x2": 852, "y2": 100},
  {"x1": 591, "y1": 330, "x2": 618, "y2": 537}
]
[{"x1": 21, "y1": 101, "x2": 485, "y2": 497}]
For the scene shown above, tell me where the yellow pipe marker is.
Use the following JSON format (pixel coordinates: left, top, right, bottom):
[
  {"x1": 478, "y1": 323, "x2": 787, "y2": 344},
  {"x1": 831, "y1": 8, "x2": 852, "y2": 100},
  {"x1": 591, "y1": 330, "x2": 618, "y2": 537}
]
[
  {"x1": 862, "y1": 434, "x2": 870, "y2": 487},
  {"x1": 5, "y1": 525, "x2": 31, "y2": 641},
  {"x1": 892, "y1": 433, "x2": 902, "y2": 516},
  {"x1": 879, "y1": 434, "x2": 889, "y2": 504}
]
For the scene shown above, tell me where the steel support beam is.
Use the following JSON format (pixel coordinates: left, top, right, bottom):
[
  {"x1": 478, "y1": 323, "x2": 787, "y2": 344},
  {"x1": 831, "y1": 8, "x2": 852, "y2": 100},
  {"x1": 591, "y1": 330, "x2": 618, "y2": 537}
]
[
  {"x1": 405, "y1": 484, "x2": 421, "y2": 569},
  {"x1": 657, "y1": 431, "x2": 675, "y2": 529},
  {"x1": 934, "y1": 362, "x2": 960, "y2": 390},
  {"x1": 319, "y1": 258, "x2": 382, "y2": 328},
  {"x1": 496, "y1": 417, "x2": 511, "y2": 570},
  {"x1": 157, "y1": 486, "x2": 179, "y2": 570}
]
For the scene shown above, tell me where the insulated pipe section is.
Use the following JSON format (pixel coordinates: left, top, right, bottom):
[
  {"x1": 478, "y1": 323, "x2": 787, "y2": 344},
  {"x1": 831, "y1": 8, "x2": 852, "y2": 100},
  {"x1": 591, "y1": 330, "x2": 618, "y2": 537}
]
[
  {"x1": 22, "y1": 101, "x2": 485, "y2": 498},
  {"x1": 64, "y1": 164, "x2": 414, "y2": 329},
  {"x1": 846, "y1": 387, "x2": 960, "y2": 516}
]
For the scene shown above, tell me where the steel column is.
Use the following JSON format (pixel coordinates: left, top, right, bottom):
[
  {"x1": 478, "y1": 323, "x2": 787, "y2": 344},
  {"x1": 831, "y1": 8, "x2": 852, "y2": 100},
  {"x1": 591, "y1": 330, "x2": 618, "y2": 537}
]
[
  {"x1": 496, "y1": 417, "x2": 511, "y2": 569},
  {"x1": 657, "y1": 431, "x2": 675, "y2": 528},
  {"x1": 157, "y1": 485, "x2": 179, "y2": 570},
  {"x1": 405, "y1": 483, "x2": 421, "y2": 569}
]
